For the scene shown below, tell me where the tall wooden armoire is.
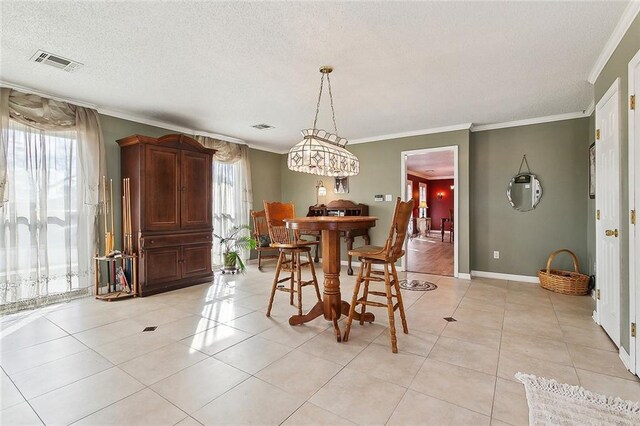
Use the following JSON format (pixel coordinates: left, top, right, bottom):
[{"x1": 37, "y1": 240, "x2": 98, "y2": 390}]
[{"x1": 117, "y1": 134, "x2": 216, "y2": 296}]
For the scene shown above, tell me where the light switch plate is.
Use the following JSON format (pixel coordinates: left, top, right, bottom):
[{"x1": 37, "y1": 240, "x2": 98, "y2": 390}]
[{"x1": 385, "y1": 194, "x2": 393, "y2": 201}]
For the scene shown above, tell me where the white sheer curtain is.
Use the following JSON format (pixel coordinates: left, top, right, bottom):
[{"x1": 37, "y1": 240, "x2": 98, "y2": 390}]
[
  {"x1": 0, "y1": 88, "x2": 103, "y2": 312},
  {"x1": 195, "y1": 136, "x2": 253, "y2": 267}
]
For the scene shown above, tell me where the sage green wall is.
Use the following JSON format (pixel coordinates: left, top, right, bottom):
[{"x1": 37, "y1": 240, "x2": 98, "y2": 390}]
[
  {"x1": 280, "y1": 130, "x2": 471, "y2": 273},
  {"x1": 249, "y1": 148, "x2": 282, "y2": 259},
  {"x1": 593, "y1": 13, "x2": 640, "y2": 353},
  {"x1": 98, "y1": 114, "x2": 282, "y2": 254},
  {"x1": 470, "y1": 118, "x2": 589, "y2": 277}
]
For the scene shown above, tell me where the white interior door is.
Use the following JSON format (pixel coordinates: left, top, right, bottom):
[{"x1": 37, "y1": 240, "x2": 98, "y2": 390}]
[
  {"x1": 630, "y1": 50, "x2": 640, "y2": 375},
  {"x1": 595, "y1": 78, "x2": 621, "y2": 347}
]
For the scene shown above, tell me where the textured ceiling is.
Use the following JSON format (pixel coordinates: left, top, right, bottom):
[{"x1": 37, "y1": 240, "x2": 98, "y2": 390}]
[
  {"x1": 406, "y1": 150, "x2": 454, "y2": 179},
  {"x1": 0, "y1": 1, "x2": 628, "y2": 151}
]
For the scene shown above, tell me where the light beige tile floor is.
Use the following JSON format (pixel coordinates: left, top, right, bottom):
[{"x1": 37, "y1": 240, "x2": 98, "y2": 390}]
[{"x1": 1, "y1": 266, "x2": 639, "y2": 425}]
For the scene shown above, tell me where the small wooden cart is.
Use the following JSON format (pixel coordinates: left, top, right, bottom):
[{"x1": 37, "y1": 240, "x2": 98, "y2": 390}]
[{"x1": 94, "y1": 254, "x2": 138, "y2": 301}]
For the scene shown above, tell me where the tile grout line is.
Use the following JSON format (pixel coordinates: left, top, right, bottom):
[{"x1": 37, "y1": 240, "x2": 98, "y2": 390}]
[{"x1": 0, "y1": 364, "x2": 47, "y2": 425}]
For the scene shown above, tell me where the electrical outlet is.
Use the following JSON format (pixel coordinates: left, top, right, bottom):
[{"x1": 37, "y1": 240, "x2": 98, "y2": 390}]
[
  {"x1": 385, "y1": 194, "x2": 393, "y2": 202},
  {"x1": 493, "y1": 251, "x2": 500, "y2": 259}
]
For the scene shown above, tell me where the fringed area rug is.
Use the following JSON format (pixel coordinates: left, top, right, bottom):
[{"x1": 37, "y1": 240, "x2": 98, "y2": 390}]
[{"x1": 516, "y1": 372, "x2": 640, "y2": 425}]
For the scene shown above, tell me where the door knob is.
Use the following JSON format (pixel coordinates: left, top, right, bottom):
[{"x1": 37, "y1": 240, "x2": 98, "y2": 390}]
[{"x1": 605, "y1": 229, "x2": 619, "y2": 237}]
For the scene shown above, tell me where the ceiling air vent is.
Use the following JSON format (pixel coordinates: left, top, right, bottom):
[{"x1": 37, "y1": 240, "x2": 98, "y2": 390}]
[
  {"x1": 30, "y1": 50, "x2": 83, "y2": 72},
  {"x1": 251, "y1": 123, "x2": 274, "y2": 130}
]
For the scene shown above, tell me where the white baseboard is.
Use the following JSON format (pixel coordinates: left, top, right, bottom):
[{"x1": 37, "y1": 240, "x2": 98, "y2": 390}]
[
  {"x1": 619, "y1": 347, "x2": 632, "y2": 372},
  {"x1": 592, "y1": 310, "x2": 600, "y2": 325},
  {"x1": 458, "y1": 273, "x2": 471, "y2": 280},
  {"x1": 470, "y1": 270, "x2": 539, "y2": 284}
]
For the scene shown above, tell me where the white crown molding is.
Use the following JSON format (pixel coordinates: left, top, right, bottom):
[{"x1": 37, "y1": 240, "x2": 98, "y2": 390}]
[
  {"x1": 583, "y1": 99, "x2": 595, "y2": 116},
  {"x1": 407, "y1": 170, "x2": 453, "y2": 180},
  {"x1": 246, "y1": 144, "x2": 288, "y2": 155},
  {"x1": 588, "y1": 1, "x2": 640, "y2": 84},
  {"x1": 470, "y1": 111, "x2": 589, "y2": 133},
  {"x1": 98, "y1": 108, "x2": 245, "y2": 144},
  {"x1": 349, "y1": 123, "x2": 473, "y2": 145},
  {"x1": 0, "y1": 79, "x2": 275, "y2": 149},
  {"x1": 0, "y1": 80, "x2": 98, "y2": 109},
  {"x1": 471, "y1": 270, "x2": 540, "y2": 284}
]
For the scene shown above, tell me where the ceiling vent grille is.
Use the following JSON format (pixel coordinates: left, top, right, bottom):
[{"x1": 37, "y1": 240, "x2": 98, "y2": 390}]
[
  {"x1": 251, "y1": 123, "x2": 274, "y2": 130},
  {"x1": 30, "y1": 50, "x2": 83, "y2": 72}
]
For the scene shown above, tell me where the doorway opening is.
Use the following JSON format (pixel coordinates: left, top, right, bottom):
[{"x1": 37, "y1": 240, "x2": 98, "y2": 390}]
[{"x1": 401, "y1": 147, "x2": 458, "y2": 277}]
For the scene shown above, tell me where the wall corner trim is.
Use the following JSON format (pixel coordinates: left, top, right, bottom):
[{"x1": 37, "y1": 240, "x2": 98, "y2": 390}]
[
  {"x1": 471, "y1": 270, "x2": 540, "y2": 284},
  {"x1": 588, "y1": 1, "x2": 640, "y2": 84}
]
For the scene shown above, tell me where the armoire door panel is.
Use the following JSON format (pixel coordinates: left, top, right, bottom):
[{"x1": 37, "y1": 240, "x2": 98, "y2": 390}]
[
  {"x1": 145, "y1": 145, "x2": 181, "y2": 231},
  {"x1": 182, "y1": 244, "x2": 212, "y2": 278},
  {"x1": 181, "y1": 151, "x2": 212, "y2": 229},
  {"x1": 145, "y1": 247, "x2": 182, "y2": 285}
]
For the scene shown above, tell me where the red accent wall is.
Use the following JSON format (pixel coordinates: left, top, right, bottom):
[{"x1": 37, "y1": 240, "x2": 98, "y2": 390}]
[{"x1": 428, "y1": 179, "x2": 454, "y2": 230}]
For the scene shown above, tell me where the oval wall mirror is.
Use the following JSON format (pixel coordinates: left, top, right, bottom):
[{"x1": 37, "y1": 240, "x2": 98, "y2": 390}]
[{"x1": 507, "y1": 173, "x2": 542, "y2": 212}]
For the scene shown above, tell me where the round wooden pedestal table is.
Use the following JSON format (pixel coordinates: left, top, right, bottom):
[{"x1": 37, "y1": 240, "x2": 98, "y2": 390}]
[{"x1": 284, "y1": 216, "x2": 378, "y2": 341}]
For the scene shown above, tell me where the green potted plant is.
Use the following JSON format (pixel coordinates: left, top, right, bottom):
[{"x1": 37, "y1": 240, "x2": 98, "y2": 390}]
[{"x1": 214, "y1": 222, "x2": 257, "y2": 274}]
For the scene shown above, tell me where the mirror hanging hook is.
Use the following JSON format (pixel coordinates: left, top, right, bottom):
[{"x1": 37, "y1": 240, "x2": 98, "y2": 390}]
[{"x1": 517, "y1": 154, "x2": 532, "y2": 174}]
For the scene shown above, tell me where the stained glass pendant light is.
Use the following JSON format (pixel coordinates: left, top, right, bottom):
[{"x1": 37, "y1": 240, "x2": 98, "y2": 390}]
[{"x1": 287, "y1": 66, "x2": 359, "y2": 177}]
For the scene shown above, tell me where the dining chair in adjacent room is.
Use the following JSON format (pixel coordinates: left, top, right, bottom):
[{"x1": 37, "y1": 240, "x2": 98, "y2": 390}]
[
  {"x1": 343, "y1": 197, "x2": 414, "y2": 353},
  {"x1": 263, "y1": 201, "x2": 322, "y2": 317},
  {"x1": 449, "y1": 208, "x2": 454, "y2": 243}
]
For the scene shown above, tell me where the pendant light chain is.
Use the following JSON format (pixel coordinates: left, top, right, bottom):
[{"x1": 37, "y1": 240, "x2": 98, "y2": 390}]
[
  {"x1": 311, "y1": 72, "x2": 339, "y2": 136},
  {"x1": 326, "y1": 74, "x2": 338, "y2": 135},
  {"x1": 312, "y1": 73, "x2": 325, "y2": 130}
]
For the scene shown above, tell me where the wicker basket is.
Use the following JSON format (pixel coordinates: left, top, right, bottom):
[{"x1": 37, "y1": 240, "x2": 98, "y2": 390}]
[{"x1": 538, "y1": 249, "x2": 590, "y2": 296}]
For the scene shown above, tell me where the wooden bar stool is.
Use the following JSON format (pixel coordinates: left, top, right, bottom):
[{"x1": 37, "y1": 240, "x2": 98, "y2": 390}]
[
  {"x1": 343, "y1": 197, "x2": 414, "y2": 353},
  {"x1": 263, "y1": 201, "x2": 321, "y2": 317}
]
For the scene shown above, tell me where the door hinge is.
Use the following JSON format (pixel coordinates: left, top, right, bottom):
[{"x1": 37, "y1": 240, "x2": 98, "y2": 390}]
[
  {"x1": 596, "y1": 209, "x2": 600, "y2": 220},
  {"x1": 597, "y1": 289, "x2": 601, "y2": 300},
  {"x1": 596, "y1": 129, "x2": 601, "y2": 140},
  {"x1": 632, "y1": 209, "x2": 637, "y2": 225},
  {"x1": 631, "y1": 95, "x2": 636, "y2": 111},
  {"x1": 632, "y1": 322, "x2": 637, "y2": 338}
]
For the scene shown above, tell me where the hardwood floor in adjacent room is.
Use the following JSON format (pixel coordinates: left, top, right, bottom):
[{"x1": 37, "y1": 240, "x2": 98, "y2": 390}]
[{"x1": 406, "y1": 232, "x2": 454, "y2": 276}]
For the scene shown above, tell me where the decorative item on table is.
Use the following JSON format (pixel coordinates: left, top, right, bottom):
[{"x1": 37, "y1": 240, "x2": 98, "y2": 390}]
[
  {"x1": 418, "y1": 200, "x2": 428, "y2": 217},
  {"x1": 214, "y1": 214, "x2": 257, "y2": 274},
  {"x1": 334, "y1": 176, "x2": 349, "y2": 194},
  {"x1": 287, "y1": 66, "x2": 359, "y2": 177},
  {"x1": 315, "y1": 180, "x2": 326, "y2": 206},
  {"x1": 538, "y1": 249, "x2": 590, "y2": 295}
]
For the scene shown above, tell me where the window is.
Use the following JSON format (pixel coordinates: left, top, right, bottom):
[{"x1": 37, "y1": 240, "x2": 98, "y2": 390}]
[
  {"x1": 1, "y1": 119, "x2": 88, "y2": 309},
  {"x1": 212, "y1": 160, "x2": 251, "y2": 266}
]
